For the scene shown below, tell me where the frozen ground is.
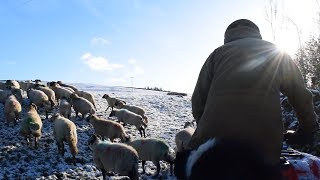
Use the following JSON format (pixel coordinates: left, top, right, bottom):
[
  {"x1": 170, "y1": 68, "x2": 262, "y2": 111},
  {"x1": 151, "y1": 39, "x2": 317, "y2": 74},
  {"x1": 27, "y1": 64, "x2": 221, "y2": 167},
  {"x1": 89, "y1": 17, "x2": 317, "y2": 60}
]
[{"x1": 0, "y1": 84, "x2": 193, "y2": 179}]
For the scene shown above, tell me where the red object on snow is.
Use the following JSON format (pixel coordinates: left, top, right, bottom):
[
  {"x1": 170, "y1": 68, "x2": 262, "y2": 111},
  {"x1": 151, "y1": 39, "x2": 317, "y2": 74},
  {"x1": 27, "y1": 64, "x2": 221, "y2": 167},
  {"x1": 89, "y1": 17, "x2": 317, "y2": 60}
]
[{"x1": 281, "y1": 149, "x2": 320, "y2": 179}]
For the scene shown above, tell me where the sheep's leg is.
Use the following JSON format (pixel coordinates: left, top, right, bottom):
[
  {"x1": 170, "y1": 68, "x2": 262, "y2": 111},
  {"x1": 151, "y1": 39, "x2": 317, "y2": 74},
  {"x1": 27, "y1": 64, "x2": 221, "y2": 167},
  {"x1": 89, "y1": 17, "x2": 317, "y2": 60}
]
[
  {"x1": 153, "y1": 161, "x2": 161, "y2": 178},
  {"x1": 143, "y1": 128, "x2": 146, "y2": 138},
  {"x1": 34, "y1": 136, "x2": 38, "y2": 149},
  {"x1": 61, "y1": 142, "x2": 65, "y2": 156},
  {"x1": 56, "y1": 141, "x2": 61, "y2": 155},
  {"x1": 75, "y1": 111, "x2": 79, "y2": 118},
  {"x1": 105, "y1": 106, "x2": 110, "y2": 111},
  {"x1": 72, "y1": 155, "x2": 76, "y2": 165},
  {"x1": 82, "y1": 113, "x2": 85, "y2": 119},
  {"x1": 101, "y1": 169, "x2": 107, "y2": 180},
  {"x1": 45, "y1": 111, "x2": 48, "y2": 119},
  {"x1": 142, "y1": 160, "x2": 146, "y2": 174},
  {"x1": 139, "y1": 128, "x2": 143, "y2": 137}
]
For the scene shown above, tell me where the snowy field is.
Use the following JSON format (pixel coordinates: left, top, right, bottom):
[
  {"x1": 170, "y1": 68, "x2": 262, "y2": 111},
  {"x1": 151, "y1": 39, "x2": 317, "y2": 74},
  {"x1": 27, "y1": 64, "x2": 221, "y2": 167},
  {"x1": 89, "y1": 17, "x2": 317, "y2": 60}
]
[{"x1": 0, "y1": 83, "x2": 193, "y2": 179}]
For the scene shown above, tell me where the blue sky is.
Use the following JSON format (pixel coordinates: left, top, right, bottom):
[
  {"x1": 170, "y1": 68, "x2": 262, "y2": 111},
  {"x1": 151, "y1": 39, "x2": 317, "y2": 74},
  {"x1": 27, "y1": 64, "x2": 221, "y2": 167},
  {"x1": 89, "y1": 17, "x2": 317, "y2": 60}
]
[{"x1": 0, "y1": 0, "x2": 319, "y2": 93}]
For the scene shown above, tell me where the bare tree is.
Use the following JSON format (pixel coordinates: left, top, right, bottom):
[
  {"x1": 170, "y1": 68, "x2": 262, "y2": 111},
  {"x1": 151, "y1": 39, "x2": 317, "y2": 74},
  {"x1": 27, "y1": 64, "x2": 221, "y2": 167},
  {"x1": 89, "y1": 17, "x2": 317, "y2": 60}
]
[{"x1": 265, "y1": 0, "x2": 280, "y2": 42}]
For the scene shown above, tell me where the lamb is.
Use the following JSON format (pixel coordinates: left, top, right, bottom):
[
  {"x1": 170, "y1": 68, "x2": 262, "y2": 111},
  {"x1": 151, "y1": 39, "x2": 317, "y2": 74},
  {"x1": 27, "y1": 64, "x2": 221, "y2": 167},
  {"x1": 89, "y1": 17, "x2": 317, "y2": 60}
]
[
  {"x1": 59, "y1": 97, "x2": 72, "y2": 119},
  {"x1": 57, "y1": 81, "x2": 78, "y2": 92},
  {"x1": 109, "y1": 109, "x2": 147, "y2": 137},
  {"x1": 48, "y1": 82, "x2": 73, "y2": 101},
  {"x1": 27, "y1": 88, "x2": 52, "y2": 119},
  {"x1": 88, "y1": 134, "x2": 139, "y2": 180},
  {"x1": 34, "y1": 84, "x2": 56, "y2": 107},
  {"x1": 49, "y1": 113, "x2": 78, "y2": 164},
  {"x1": 70, "y1": 93, "x2": 96, "y2": 119},
  {"x1": 75, "y1": 90, "x2": 97, "y2": 110},
  {"x1": 86, "y1": 114, "x2": 130, "y2": 142},
  {"x1": 115, "y1": 101, "x2": 148, "y2": 123},
  {"x1": 175, "y1": 121, "x2": 195, "y2": 153},
  {"x1": 4, "y1": 95, "x2": 22, "y2": 126},
  {"x1": 102, "y1": 94, "x2": 126, "y2": 111},
  {"x1": 127, "y1": 138, "x2": 175, "y2": 177},
  {"x1": 19, "y1": 103, "x2": 42, "y2": 148}
]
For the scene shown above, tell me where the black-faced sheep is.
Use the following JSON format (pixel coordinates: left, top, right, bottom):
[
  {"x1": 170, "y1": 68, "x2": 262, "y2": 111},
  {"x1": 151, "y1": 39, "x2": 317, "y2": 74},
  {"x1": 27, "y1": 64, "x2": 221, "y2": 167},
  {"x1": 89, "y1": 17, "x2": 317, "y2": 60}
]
[
  {"x1": 88, "y1": 134, "x2": 139, "y2": 180},
  {"x1": 86, "y1": 114, "x2": 130, "y2": 142},
  {"x1": 19, "y1": 103, "x2": 42, "y2": 148},
  {"x1": 4, "y1": 94, "x2": 22, "y2": 126},
  {"x1": 49, "y1": 113, "x2": 78, "y2": 164},
  {"x1": 27, "y1": 88, "x2": 52, "y2": 119},
  {"x1": 34, "y1": 84, "x2": 56, "y2": 107},
  {"x1": 115, "y1": 101, "x2": 148, "y2": 123},
  {"x1": 102, "y1": 94, "x2": 126, "y2": 111},
  {"x1": 57, "y1": 81, "x2": 78, "y2": 92},
  {"x1": 109, "y1": 109, "x2": 147, "y2": 137},
  {"x1": 175, "y1": 121, "x2": 195, "y2": 153},
  {"x1": 70, "y1": 93, "x2": 96, "y2": 119},
  {"x1": 127, "y1": 138, "x2": 175, "y2": 177},
  {"x1": 75, "y1": 90, "x2": 96, "y2": 110},
  {"x1": 59, "y1": 97, "x2": 72, "y2": 119},
  {"x1": 0, "y1": 88, "x2": 23, "y2": 104},
  {"x1": 174, "y1": 138, "x2": 282, "y2": 180},
  {"x1": 6, "y1": 80, "x2": 20, "y2": 89},
  {"x1": 48, "y1": 81, "x2": 73, "y2": 101}
]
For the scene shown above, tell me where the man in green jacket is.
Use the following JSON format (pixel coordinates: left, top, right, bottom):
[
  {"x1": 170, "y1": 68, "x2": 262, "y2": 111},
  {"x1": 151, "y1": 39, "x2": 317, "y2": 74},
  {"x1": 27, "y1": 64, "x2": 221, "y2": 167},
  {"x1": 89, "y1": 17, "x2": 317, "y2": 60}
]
[{"x1": 188, "y1": 19, "x2": 319, "y2": 166}]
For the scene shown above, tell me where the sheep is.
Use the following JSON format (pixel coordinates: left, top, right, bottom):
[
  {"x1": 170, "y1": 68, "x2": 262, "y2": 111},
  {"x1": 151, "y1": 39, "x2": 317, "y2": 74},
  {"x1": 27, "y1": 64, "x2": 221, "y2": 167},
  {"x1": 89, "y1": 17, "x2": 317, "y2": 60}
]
[
  {"x1": 49, "y1": 113, "x2": 78, "y2": 164},
  {"x1": 48, "y1": 81, "x2": 73, "y2": 101},
  {"x1": 57, "y1": 81, "x2": 78, "y2": 92},
  {"x1": 174, "y1": 138, "x2": 280, "y2": 180},
  {"x1": 75, "y1": 90, "x2": 97, "y2": 110},
  {"x1": 88, "y1": 134, "x2": 139, "y2": 180},
  {"x1": 27, "y1": 88, "x2": 52, "y2": 119},
  {"x1": 59, "y1": 97, "x2": 72, "y2": 119},
  {"x1": 4, "y1": 95, "x2": 22, "y2": 126},
  {"x1": 127, "y1": 138, "x2": 175, "y2": 177},
  {"x1": 109, "y1": 109, "x2": 147, "y2": 137},
  {"x1": 0, "y1": 88, "x2": 23, "y2": 104},
  {"x1": 19, "y1": 103, "x2": 42, "y2": 148},
  {"x1": 115, "y1": 101, "x2": 148, "y2": 123},
  {"x1": 102, "y1": 94, "x2": 126, "y2": 111},
  {"x1": 6, "y1": 80, "x2": 20, "y2": 89},
  {"x1": 34, "y1": 84, "x2": 56, "y2": 107},
  {"x1": 0, "y1": 82, "x2": 7, "y2": 90},
  {"x1": 70, "y1": 93, "x2": 96, "y2": 119},
  {"x1": 86, "y1": 114, "x2": 130, "y2": 142},
  {"x1": 19, "y1": 80, "x2": 34, "y2": 92},
  {"x1": 175, "y1": 121, "x2": 195, "y2": 153}
]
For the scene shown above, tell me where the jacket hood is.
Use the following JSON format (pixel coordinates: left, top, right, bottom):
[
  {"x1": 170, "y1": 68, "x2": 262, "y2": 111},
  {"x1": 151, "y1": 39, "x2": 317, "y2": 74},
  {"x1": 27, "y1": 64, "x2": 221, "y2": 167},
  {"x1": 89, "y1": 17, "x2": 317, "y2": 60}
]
[{"x1": 224, "y1": 19, "x2": 262, "y2": 44}]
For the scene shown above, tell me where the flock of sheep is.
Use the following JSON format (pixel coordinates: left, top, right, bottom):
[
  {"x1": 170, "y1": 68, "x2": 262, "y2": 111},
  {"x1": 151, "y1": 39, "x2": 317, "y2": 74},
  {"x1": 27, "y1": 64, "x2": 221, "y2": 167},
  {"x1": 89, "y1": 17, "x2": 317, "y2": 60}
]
[{"x1": 0, "y1": 80, "x2": 197, "y2": 179}]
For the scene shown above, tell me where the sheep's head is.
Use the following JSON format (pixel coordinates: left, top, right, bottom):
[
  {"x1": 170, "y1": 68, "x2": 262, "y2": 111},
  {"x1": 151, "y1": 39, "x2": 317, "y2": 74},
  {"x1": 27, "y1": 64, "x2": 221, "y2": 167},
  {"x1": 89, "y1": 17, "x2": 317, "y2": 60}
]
[
  {"x1": 49, "y1": 113, "x2": 60, "y2": 122},
  {"x1": 184, "y1": 121, "x2": 195, "y2": 128},
  {"x1": 102, "y1": 94, "x2": 109, "y2": 99},
  {"x1": 88, "y1": 134, "x2": 102, "y2": 150},
  {"x1": 28, "y1": 103, "x2": 38, "y2": 111},
  {"x1": 34, "y1": 79, "x2": 41, "y2": 83},
  {"x1": 57, "y1": 81, "x2": 63, "y2": 85},
  {"x1": 86, "y1": 114, "x2": 95, "y2": 122},
  {"x1": 115, "y1": 100, "x2": 125, "y2": 108}
]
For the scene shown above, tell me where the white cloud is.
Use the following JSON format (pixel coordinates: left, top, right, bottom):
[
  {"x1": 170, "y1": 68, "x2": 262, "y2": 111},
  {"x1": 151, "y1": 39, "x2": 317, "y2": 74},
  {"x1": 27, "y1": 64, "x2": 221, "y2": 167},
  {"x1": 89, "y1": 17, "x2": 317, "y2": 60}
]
[
  {"x1": 90, "y1": 37, "x2": 112, "y2": 46},
  {"x1": 128, "y1": 58, "x2": 137, "y2": 64},
  {"x1": 81, "y1": 52, "x2": 123, "y2": 71}
]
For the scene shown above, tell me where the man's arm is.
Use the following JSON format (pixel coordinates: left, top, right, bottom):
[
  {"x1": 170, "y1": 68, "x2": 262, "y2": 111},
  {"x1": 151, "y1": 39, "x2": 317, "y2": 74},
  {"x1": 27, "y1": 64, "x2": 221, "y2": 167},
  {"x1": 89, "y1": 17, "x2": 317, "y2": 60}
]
[
  {"x1": 280, "y1": 54, "x2": 319, "y2": 136},
  {"x1": 191, "y1": 52, "x2": 215, "y2": 124}
]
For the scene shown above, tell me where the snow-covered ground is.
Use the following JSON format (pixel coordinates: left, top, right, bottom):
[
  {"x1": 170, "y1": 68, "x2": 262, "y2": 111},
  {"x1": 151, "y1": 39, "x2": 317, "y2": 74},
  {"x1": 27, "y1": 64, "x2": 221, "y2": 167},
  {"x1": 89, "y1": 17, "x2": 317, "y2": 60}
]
[{"x1": 0, "y1": 84, "x2": 193, "y2": 179}]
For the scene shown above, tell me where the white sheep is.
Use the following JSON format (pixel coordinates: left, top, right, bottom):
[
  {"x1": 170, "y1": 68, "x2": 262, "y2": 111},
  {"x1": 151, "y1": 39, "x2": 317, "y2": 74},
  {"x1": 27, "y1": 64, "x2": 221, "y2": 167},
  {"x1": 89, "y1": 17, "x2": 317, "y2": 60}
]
[
  {"x1": 49, "y1": 113, "x2": 78, "y2": 164},
  {"x1": 19, "y1": 103, "x2": 43, "y2": 148},
  {"x1": 88, "y1": 134, "x2": 139, "y2": 180},
  {"x1": 75, "y1": 90, "x2": 97, "y2": 110},
  {"x1": 34, "y1": 84, "x2": 56, "y2": 107},
  {"x1": 115, "y1": 101, "x2": 148, "y2": 123},
  {"x1": 59, "y1": 97, "x2": 72, "y2": 119},
  {"x1": 86, "y1": 114, "x2": 130, "y2": 142},
  {"x1": 48, "y1": 81, "x2": 73, "y2": 101},
  {"x1": 4, "y1": 95, "x2": 22, "y2": 126},
  {"x1": 175, "y1": 121, "x2": 195, "y2": 153},
  {"x1": 57, "y1": 81, "x2": 78, "y2": 92},
  {"x1": 70, "y1": 93, "x2": 96, "y2": 119},
  {"x1": 127, "y1": 138, "x2": 175, "y2": 177},
  {"x1": 27, "y1": 88, "x2": 52, "y2": 119},
  {"x1": 109, "y1": 109, "x2": 147, "y2": 137},
  {"x1": 102, "y1": 94, "x2": 126, "y2": 111}
]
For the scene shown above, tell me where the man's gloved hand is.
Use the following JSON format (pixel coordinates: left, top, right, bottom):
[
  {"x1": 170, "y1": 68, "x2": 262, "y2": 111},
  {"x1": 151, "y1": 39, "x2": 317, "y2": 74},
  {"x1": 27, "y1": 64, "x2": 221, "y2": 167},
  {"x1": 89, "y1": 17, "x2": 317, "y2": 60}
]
[{"x1": 284, "y1": 129, "x2": 315, "y2": 146}]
